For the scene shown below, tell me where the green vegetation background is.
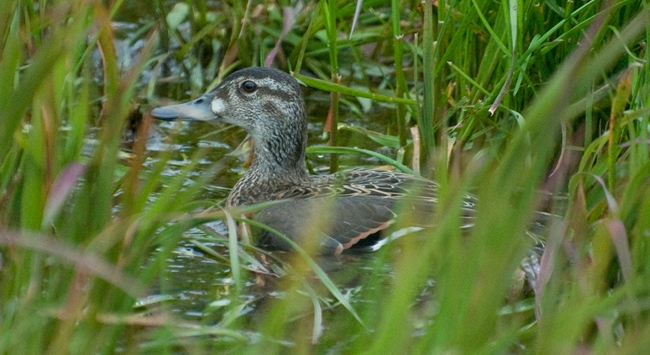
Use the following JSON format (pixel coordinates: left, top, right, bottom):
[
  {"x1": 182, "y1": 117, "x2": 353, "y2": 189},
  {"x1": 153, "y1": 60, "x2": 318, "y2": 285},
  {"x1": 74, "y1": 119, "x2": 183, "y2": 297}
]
[{"x1": 1, "y1": 0, "x2": 649, "y2": 354}]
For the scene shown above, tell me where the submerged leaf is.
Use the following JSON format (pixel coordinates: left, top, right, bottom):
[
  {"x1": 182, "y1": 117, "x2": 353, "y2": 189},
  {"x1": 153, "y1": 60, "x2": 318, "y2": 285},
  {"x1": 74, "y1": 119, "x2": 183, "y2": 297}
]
[{"x1": 166, "y1": 3, "x2": 189, "y2": 31}]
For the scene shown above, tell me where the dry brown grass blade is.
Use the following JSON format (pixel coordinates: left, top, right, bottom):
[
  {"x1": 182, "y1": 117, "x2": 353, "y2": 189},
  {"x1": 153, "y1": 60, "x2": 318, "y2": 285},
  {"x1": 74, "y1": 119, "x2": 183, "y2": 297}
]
[{"x1": 0, "y1": 231, "x2": 144, "y2": 297}]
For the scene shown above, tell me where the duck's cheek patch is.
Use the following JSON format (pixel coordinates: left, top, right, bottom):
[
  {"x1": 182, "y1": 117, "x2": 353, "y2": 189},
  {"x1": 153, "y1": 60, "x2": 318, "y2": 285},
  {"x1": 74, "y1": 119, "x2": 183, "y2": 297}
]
[{"x1": 211, "y1": 98, "x2": 226, "y2": 114}]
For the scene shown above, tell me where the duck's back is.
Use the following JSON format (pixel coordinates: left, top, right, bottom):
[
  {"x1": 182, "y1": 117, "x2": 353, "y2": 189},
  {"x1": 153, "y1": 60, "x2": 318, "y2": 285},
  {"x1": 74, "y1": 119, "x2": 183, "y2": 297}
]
[{"x1": 253, "y1": 168, "x2": 471, "y2": 255}]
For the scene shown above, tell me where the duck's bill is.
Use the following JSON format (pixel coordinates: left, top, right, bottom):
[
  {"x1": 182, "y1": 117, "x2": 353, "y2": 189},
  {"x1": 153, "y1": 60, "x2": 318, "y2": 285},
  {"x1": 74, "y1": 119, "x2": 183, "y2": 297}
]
[{"x1": 151, "y1": 94, "x2": 218, "y2": 122}]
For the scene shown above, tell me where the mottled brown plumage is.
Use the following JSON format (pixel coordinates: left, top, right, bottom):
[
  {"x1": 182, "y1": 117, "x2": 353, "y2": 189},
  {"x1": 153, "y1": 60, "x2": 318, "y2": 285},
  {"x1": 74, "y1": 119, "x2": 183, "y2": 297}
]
[{"x1": 152, "y1": 67, "x2": 475, "y2": 254}]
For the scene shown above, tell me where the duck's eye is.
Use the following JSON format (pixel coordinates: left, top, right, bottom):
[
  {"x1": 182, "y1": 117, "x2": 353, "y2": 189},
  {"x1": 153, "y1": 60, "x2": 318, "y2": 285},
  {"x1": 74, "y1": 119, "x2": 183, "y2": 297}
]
[{"x1": 241, "y1": 81, "x2": 257, "y2": 93}]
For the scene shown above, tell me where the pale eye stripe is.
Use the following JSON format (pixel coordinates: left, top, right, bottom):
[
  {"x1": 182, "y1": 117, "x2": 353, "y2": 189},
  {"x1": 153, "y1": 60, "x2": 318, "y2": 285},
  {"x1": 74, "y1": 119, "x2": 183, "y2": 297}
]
[{"x1": 257, "y1": 77, "x2": 293, "y2": 93}]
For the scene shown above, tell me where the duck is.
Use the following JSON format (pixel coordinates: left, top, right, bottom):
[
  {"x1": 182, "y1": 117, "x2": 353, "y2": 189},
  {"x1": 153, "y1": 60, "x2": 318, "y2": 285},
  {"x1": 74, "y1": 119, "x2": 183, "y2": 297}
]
[{"x1": 151, "y1": 67, "x2": 476, "y2": 255}]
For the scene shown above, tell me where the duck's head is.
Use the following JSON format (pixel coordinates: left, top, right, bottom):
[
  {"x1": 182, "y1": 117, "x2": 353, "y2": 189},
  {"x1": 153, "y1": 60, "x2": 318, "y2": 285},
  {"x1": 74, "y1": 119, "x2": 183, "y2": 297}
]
[
  {"x1": 151, "y1": 67, "x2": 307, "y2": 144},
  {"x1": 152, "y1": 67, "x2": 310, "y2": 176}
]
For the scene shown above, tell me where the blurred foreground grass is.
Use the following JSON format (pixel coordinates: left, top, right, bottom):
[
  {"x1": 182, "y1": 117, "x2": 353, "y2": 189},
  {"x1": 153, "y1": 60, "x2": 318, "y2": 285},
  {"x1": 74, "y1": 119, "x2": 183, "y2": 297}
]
[{"x1": 1, "y1": 0, "x2": 650, "y2": 354}]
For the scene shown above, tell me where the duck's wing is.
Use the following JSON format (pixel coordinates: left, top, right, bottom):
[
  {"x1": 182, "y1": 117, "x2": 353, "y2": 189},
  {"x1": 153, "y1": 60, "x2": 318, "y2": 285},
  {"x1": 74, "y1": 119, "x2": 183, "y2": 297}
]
[
  {"x1": 256, "y1": 168, "x2": 475, "y2": 254},
  {"x1": 255, "y1": 168, "x2": 467, "y2": 255},
  {"x1": 254, "y1": 196, "x2": 398, "y2": 255}
]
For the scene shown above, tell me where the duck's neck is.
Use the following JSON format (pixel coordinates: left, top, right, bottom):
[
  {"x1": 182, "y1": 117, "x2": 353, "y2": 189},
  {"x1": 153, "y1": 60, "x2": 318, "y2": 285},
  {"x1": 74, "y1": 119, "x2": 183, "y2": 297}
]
[{"x1": 227, "y1": 121, "x2": 310, "y2": 207}]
